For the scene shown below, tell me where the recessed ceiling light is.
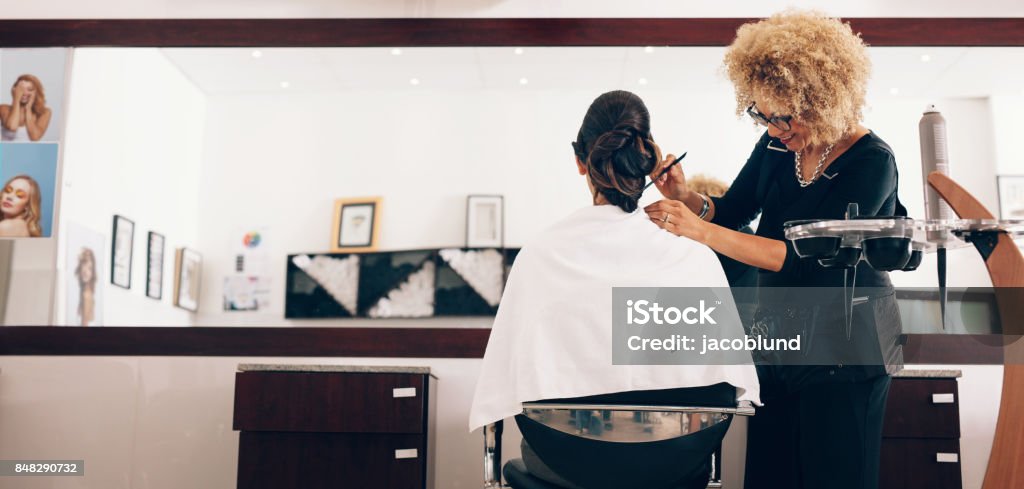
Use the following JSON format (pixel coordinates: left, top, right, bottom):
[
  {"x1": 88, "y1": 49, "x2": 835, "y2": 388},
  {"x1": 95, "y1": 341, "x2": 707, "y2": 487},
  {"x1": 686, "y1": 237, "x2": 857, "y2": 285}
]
[
  {"x1": 920, "y1": 54, "x2": 932, "y2": 62},
  {"x1": 514, "y1": 48, "x2": 524, "y2": 55},
  {"x1": 638, "y1": 78, "x2": 648, "y2": 85},
  {"x1": 519, "y1": 77, "x2": 529, "y2": 85},
  {"x1": 410, "y1": 78, "x2": 420, "y2": 86},
  {"x1": 889, "y1": 87, "x2": 899, "y2": 95},
  {"x1": 644, "y1": 46, "x2": 655, "y2": 54},
  {"x1": 251, "y1": 50, "x2": 263, "y2": 59},
  {"x1": 391, "y1": 48, "x2": 402, "y2": 56},
  {"x1": 280, "y1": 81, "x2": 290, "y2": 89}
]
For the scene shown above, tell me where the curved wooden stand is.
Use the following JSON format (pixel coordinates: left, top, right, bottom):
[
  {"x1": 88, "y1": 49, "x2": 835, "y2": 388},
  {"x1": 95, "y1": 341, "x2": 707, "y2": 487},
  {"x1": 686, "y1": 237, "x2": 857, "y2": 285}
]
[{"x1": 928, "y1": 172, "x2": 1024, "y2": 489}]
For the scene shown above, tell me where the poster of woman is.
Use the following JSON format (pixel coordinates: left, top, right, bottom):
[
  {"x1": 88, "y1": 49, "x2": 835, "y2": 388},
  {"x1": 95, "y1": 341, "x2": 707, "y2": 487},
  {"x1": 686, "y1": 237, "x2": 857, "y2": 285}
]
[
  {"x1": 0, "y1": 143, "x2": 59, "y2": 238},
  {"x1": 65, "y1": 222, "x2": 104, "y2": 326},
  {"x1": 0, "y1": 48, "x2": 68, "y2": 142}
]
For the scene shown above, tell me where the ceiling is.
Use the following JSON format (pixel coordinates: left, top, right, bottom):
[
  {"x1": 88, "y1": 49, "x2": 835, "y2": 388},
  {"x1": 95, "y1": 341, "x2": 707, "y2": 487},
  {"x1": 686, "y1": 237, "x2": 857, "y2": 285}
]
[{"x1": 156, "y1": 46, "x2": 1024, "y2": 99}]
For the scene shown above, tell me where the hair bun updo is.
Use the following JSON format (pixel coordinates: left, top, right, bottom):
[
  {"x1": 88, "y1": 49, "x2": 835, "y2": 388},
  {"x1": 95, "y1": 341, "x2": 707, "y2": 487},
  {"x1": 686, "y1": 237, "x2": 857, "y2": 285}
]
[{"x1": 572, "y1": 91, "x2": 657, "y2": 213}]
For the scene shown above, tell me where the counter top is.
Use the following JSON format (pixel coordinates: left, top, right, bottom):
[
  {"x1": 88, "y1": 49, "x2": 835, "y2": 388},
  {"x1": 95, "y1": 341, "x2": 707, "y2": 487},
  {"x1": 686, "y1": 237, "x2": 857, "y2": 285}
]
[
  {"x1": 238, "y1": 363, "x2": 432, "y2": 375},
  {"x1": 893, "y1": 368, "x2": 962, "y2": 379}
]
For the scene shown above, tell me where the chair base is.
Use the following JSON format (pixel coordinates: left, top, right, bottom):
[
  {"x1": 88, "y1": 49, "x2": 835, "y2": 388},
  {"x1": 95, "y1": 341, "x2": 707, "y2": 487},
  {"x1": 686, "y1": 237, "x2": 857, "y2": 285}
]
[
  {"x1": 504, "y1": 459, "x2": 567, "y2": 489},
  {"x1": 504, "y1": 458, "x2": 717, "y2": 489}
]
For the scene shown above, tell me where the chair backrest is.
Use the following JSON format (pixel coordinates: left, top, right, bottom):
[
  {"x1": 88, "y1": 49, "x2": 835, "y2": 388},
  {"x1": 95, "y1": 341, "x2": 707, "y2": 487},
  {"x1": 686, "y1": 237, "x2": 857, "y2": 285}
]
[{"x1": 521, "y1": 402, "x2": 754, "y2": 443}]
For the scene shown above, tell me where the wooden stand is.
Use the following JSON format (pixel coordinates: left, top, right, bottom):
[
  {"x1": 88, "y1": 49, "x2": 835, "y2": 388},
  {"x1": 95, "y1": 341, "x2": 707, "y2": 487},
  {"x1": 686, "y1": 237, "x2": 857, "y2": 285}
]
[{"x1": 927, "y1": 173, "x2": 1024, "y2": 489}]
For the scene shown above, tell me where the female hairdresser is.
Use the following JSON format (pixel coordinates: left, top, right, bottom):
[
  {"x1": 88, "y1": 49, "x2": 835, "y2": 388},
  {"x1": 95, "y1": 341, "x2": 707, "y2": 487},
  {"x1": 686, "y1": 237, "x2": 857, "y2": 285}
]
[{"x1": 644, "y1": 11, "x2": 904, "y2": 489}]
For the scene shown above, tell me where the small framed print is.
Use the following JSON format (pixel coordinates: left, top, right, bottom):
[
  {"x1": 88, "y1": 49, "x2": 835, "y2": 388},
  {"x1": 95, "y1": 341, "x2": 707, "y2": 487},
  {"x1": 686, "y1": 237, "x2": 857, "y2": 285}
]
[
  {"x1": 110, "y1": 215, "x2": 134, "y2": 289},
  {"x1": 146, "y1": 232, "x2": 165, "y2": 300},
  {"x1": 997, "y1": 175, "x2": 1024, "y2": 220},
  {"x1": 331, "y1": 197, "x2": 381, "y2": 252},
  {"x1": 466, "y1": 195, "x2": 504, "y2": 248},
  {"x1": 173, "y1": 247, "x2": 202, "y2": 312}
]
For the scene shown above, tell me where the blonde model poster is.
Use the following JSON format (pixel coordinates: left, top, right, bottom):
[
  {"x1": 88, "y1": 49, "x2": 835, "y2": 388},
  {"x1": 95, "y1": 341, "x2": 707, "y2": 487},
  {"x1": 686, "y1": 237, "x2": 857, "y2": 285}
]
[{"x1": 65, "y1": 222, "x2": 104, "y2": 326}]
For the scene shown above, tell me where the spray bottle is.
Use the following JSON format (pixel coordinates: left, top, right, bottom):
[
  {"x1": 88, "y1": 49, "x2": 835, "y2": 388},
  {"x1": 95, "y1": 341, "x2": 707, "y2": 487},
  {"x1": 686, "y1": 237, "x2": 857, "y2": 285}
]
[
  {"x1": 919, "y1": 104, "x2": 952, "y2": 329},
  {"x1": 920, "y1": 104, "x2": 953, "y2": 221}
]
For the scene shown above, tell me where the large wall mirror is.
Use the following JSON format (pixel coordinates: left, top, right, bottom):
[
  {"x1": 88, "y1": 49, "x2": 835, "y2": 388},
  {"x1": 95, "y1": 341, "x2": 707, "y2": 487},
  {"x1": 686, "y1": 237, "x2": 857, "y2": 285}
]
[
  {"x1": 3, "y1": 46, "x2": 1023, "y2": 326},
  {"x1": 0, "y1": 19, "x2": 1021, "y2": 359}
]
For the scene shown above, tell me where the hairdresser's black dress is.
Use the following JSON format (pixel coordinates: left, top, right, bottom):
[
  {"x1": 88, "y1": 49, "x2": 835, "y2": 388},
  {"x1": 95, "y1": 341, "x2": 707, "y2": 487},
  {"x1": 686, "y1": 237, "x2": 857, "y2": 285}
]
[{"x1": 710, "y1": 130, "x2": 904, "y2": 489}]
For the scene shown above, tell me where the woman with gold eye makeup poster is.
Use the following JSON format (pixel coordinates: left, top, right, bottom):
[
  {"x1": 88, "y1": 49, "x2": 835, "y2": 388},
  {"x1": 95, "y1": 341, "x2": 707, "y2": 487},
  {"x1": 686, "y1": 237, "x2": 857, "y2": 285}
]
[{"x1": 0, "y1": 143, "x2": 59, "y2": 238}]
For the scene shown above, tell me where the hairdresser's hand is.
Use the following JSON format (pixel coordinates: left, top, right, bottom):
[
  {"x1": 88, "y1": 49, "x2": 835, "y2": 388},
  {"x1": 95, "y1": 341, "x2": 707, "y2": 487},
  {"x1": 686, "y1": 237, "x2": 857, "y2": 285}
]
[
  {"x1": 650, "y1": 151, "x2": 689, "y2": 202},
  {"x1": 645, "y1": 199, "x2": 709, "y2": 244}
]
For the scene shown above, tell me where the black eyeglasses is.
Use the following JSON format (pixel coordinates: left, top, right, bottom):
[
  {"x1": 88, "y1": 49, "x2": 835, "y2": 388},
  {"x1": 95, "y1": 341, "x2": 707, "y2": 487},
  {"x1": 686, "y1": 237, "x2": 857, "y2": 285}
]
[{"x1": 746, "y1": 103, "x2": 793, "y2": 132}]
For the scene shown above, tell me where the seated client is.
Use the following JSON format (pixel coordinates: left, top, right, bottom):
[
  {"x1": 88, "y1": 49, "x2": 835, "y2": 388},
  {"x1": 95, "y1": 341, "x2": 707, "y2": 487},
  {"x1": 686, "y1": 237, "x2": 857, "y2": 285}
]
[{"x1": 469, "y1": 91, "x2": 760, "y2": 489}]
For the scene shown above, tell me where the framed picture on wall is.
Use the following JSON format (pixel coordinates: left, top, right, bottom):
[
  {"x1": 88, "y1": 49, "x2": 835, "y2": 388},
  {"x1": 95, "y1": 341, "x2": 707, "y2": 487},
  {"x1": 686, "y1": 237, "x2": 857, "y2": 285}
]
[
  {"x1": 466, "y1": 195, "x2": 504, "y2": 248},
  {"x1": 173, "y1": 247, "x2": 202, "y2": 312},
  {"x1": 110, "y1": 215, "x2": 134, "y2": 289},
  {"x1": 146, "y1": 232, "x2": 165, "y2": 300},
  {"x1": 997, "y1": 175, "x2": 1024, "y2": 219},
  {"x1": 331, "y1": 197, "x2": 381, "y2": 252}
]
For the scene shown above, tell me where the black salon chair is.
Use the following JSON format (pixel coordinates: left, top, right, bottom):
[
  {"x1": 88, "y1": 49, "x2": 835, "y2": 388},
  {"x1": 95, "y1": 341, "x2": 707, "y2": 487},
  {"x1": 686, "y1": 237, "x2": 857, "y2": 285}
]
[{"x1": 482, "y1": 383, "x2": 754, "y2": 489}]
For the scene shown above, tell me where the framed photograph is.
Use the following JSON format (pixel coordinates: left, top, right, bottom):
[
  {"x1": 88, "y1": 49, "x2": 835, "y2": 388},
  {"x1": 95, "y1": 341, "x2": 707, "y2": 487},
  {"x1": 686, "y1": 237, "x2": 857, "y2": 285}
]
[
  {"x1": 997, "y1": 175, "x2": 1024, "y2": 220},
  {"x1": 110, "y1": 215, "x2": 134, "y2": 289},
  {"x1": 331, "y1": 197, "x2": 381, "y2": 252},
  {"x1": 173, "y1": 247, "x2": 202, "y2": 312},
  {"x1": 466, "y1": 195, "x2": 504, "y2": 248},
  {"x1": 146, "y1": 232, "x2": 165, "y2": 300}
]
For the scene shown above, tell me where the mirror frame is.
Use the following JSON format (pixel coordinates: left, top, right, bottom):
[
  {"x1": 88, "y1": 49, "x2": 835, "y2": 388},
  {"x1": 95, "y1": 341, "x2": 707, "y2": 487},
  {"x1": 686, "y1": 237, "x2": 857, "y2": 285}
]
[{"x1": 0, "y1": 17, "x2": 1020, "y2": 360}]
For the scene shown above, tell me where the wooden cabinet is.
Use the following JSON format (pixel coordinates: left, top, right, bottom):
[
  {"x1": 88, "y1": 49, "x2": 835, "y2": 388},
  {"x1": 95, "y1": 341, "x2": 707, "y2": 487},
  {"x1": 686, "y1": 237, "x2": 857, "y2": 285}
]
[
  {"x1": 233, "y1": 365, "x2": 437, "y2": 489},
  {"x1": 880, "y1": 373, "x2": 962, "y2": 489}
]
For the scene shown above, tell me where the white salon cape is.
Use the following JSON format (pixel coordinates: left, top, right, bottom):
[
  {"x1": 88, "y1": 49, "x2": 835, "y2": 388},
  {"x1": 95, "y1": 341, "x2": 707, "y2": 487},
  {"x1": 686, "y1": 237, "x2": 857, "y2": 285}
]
[{"x1": 469, "y1": 205, "x2": 761, "y2": 431}]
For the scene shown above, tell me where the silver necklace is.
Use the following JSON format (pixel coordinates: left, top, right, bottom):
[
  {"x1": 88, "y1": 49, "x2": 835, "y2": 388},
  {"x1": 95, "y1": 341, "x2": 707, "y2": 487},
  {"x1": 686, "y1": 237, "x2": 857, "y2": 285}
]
[{"x1": 794, "y1": 143, "x2": 834, "y2": 187}]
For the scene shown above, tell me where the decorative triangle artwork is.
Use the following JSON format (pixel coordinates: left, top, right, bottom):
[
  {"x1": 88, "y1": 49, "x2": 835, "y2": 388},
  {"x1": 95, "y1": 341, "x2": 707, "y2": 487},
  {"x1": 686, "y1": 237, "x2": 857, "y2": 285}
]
[
  {"x1": 357, "y1": 250, "x2": 434, "y2": 315},
  {"x1": 285, "y1": 248, "x2": 521, "y2": 318},
  {"x1": 438, "y1": 248, "x2": 505, "y2": 306},
  {"x1": 435, "y1": 248, "x2": 506, "y2": 315},
  {"x1": 286, "y1": 254, "x2": 360, "y2": 318},
  {"x1": 367, "y1": 260, "x2": 436, "y2": 318}
]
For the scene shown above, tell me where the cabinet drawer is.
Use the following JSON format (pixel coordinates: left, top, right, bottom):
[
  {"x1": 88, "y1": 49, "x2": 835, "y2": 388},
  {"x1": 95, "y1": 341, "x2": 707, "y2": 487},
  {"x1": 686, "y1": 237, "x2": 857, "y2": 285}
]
[
  {"x1": 883, "y1": 378, "x2": 959, "y2": 439},
  {"x1": 880, "y1": 438, "x2": 962, "y2": 489},
  {"x1": 238, "y1": 432, "x2": 425, "y2": 489},
  {"x1": 233, "y1": 371, "x2": 426, "y2": 433}
]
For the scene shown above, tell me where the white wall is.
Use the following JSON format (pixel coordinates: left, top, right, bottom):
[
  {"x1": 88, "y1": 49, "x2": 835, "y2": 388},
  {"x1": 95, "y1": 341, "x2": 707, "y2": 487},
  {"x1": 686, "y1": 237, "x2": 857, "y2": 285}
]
[
  {"x1": 56, "y1": 48, "x2": 207, "y2": 326},
  {"x1": 3, "y1": 240, "x2": 57, "y2": 325},
  {"x1": 990, "y1": 95, "x2": 1024, "y2": 176},
  {"x1": 1, "y1": 0, "x2": 1022, "y2": 19}
]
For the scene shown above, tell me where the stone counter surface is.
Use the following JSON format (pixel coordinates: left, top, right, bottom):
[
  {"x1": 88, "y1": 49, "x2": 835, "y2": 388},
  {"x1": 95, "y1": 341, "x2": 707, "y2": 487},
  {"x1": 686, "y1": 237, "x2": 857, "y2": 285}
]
[
  {"x1": 237, "y1": 363, "x2": 432, "y2": 375},
  {"x1": 893, "y1": 368, "x2": 962, "y2": 378}
]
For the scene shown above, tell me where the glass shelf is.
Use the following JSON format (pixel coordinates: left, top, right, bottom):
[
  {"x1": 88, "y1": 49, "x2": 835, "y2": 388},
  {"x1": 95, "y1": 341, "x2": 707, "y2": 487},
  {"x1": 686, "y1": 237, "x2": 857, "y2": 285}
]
[{"x1": 785, "y1": 219, "x2": 1024, "y2": 252}]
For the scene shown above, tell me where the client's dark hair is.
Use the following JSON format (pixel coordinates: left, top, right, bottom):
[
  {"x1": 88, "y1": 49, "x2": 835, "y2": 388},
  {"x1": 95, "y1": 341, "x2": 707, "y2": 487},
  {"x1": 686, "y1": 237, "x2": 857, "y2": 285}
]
[{"x1": 572, "y1": 90, "x2": 657, "y2": 213}]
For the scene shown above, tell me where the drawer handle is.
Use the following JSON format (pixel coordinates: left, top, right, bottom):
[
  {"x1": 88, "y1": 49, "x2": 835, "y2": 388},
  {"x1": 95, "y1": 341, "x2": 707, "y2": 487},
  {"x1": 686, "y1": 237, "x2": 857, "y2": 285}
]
[
  {"x1": 395, "y1": 449, "x2": 419, "y2": 459},
  {"x1": 393, "y1": 387, "x2": 417, "y2": 398},
  {"x1": 932, "y1": 393, "x2": 955, "y2": 404},
  {"x1": 936, "y1": 453, "x2": 959, "y2": 463}
]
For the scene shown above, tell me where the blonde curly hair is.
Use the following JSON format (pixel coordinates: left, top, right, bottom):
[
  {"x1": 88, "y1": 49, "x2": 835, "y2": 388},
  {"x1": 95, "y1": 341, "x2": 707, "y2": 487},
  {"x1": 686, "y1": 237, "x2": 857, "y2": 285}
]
[
  {"x1": 723, "y1": 10, "x2": 871, "y2": 148},
  {"x1": 687, "y1": 174, "x2": 730, "y2": 198}
]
